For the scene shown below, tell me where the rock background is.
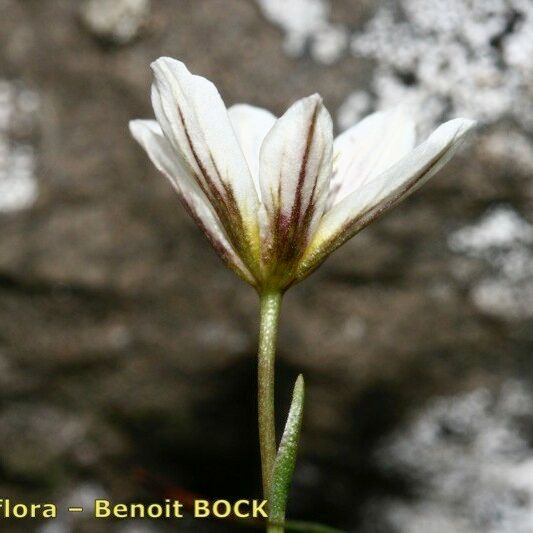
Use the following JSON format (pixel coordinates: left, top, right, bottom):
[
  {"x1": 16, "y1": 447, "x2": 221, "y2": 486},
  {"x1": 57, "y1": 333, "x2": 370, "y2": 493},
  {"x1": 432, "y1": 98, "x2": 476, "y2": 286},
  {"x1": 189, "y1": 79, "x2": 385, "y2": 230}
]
[{"x1": 0, "y1": 1, "x2": 531, "y2": 532}]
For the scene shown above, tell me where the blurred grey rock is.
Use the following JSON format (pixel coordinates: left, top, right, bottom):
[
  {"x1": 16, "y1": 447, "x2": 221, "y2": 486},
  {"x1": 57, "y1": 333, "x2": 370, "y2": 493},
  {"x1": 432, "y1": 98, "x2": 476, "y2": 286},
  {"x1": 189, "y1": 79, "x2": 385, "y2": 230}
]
[
  {"x1": 0, "y1": 80, "x2": 39, "y2": 213},
  {"x1": 0, "y1": 405, "x2": 87, "y2": 478},
  {"x1": 37, "y1": 483, "x2": 109, "y2": 533},
  {"x1": 449, "y1": 206, "x2": 533, "y2": 319},
  {"x1": 368, "y1": 381, "x2": 533, "y2": 533},
  {"x1": 80, "y1": 0, "x2": 150, "y2": 45}
]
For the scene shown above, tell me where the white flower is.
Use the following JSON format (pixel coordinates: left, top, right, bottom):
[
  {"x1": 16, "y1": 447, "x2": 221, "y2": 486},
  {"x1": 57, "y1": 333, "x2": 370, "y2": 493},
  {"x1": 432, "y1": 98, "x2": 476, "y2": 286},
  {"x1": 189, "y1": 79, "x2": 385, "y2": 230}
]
[{"x1": 130, "y1": 57, "x2": 475, "y2": 290}]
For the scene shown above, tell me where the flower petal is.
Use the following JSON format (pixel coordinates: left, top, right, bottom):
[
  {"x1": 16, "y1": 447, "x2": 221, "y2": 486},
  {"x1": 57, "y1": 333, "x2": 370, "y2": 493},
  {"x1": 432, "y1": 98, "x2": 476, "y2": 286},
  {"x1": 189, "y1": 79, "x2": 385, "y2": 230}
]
[
  {"x1": 228, "y1": 104, "x2": 276, "y2": 199},
  {"x1": 129, "y1": 119, "x2": 187, "y2": 190},
  {"x1": 258, "y1": 94, "x2": 333, "y2": 278},
  {"x1": 328, "y1": 107, "x2": 416, "y2": 207},
  {"x1": 129, "y1": 119, "x2": 256, "y2": 284},
  {"x1": 150, "y1": 57, "x2": 261, "y2": 267},
  {"x1": 299, "y1": 118, "x2": 476, "y2": 278}
]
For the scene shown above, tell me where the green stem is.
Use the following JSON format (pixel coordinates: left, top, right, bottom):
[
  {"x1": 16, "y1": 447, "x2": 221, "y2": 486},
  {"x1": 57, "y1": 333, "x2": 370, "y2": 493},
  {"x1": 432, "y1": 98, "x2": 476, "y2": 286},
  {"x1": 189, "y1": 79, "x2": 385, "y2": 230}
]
[{"x1": 257, "y1": 290, "x2": 283, "y2": 501}]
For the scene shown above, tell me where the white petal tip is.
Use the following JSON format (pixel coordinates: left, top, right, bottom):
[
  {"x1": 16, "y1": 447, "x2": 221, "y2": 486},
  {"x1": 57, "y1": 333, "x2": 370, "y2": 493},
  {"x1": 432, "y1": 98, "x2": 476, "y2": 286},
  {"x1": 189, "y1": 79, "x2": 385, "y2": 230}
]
[
  {"x1": 150, "y1": 56, "x2": 180, "y2": 71},
  {"x1": 128, "y1": 119, "x2": 161, "y2": 142},
  {"x1": 307, "y1": 93, "x2": 323, "y2": 104},
  {"x1": 128, "y1": 119, "x2": 142, "y2": 134},
  {"x1": 128, "y1": 119, "x2": 145, "y2": 142},
  {"x1": 458, "y1": 118, "x2": 477, "y2": 133},
  {"x1": 295, "y1": 94, "x2": 331, "y2": 126},
  {"x1": 430, "y1": 118, "x2": 477, "y2": 147},
  {"x1": 150, "y1": 57, "x2": 194, "y2": 86},
  {"x1": 444, "y1": 117, "x2": 477, "y2": 135},
  {"x1": 292, "y1": 93, "x2": 323, "y2": 109}
]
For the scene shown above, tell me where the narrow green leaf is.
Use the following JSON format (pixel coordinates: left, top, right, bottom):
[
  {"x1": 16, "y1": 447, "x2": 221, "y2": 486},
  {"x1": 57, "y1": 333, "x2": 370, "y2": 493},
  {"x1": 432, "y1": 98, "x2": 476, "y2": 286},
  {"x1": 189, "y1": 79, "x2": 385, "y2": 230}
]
[{"x1": 269, "y1": 374, "x2": 305, "y2": 527}]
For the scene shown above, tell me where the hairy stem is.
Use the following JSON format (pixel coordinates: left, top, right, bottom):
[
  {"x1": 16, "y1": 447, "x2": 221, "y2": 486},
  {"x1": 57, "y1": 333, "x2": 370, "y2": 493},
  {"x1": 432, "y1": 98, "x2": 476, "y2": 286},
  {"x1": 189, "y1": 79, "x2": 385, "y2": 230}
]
[{"x1": 257, "y1": 290, "x2": 283, "y2": 502}]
